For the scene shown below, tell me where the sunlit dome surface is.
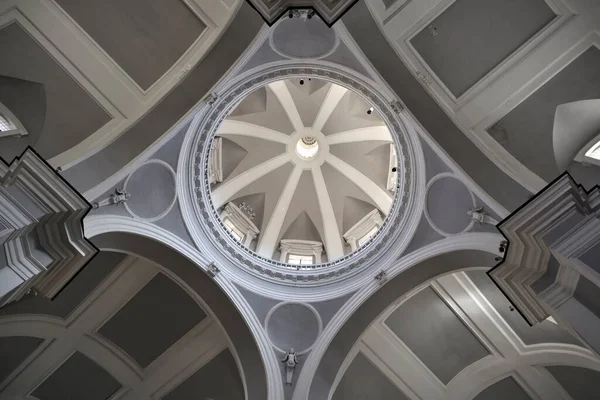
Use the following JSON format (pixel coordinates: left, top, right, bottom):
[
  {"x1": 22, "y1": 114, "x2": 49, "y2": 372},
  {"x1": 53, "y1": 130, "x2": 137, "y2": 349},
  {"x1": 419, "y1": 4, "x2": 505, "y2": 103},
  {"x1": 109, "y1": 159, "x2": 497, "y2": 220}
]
[{"x1": 208, "y1": 78, "x2": 397, "y2": 265}]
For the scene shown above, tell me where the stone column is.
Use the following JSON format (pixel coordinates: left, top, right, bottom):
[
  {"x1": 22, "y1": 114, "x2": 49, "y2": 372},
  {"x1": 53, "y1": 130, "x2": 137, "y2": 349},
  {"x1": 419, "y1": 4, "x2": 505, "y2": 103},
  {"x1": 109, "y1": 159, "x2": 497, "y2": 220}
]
[
  {"x1": 0, "y1": 148, "x2": 96, "y2": 307},
  {"x1": 489, "y1": 173, "x2": 600, "y2": 353}
]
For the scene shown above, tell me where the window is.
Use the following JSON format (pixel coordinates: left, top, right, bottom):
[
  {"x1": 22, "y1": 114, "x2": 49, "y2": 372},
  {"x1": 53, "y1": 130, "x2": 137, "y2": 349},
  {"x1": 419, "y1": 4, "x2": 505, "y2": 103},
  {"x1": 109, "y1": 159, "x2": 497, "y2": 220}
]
[
  {"x1": 287, "y1": 254, "x2": 314, "y2": 265},
  {"x1": 0, "y1": 113, "x2": 16, "y2": 132},
  {"x1": 585, "y1": 140, "x2": 600, "y2": 161},
  {"x1": 224, "y1": 219, "x2": 244, "y2": 242},
  {"x1": 0, "y1": 103, "x2": 27, "y2": 138},
  {"x1": 358, "y1": 226, "x2": 378, "y2": 247}
]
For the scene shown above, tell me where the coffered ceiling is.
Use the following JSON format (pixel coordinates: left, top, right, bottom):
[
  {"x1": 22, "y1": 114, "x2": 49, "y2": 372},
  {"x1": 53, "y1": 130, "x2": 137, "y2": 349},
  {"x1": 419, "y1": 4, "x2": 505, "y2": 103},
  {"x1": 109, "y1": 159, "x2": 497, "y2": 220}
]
[
  {"x1": 364, "y1": 0, "x2": 600, "y2": 194},
  {"x1": 0, "y1": 0, "x2": 243, "y2": 171},
  {"x1": 332, "y1": 270, "x2": 599, "y2": 400},
  {"x1": 213, "y1": 78, "x2": 394, "y2": 261},
  {"x1": 0, "y1": 253, "x2": 244, "y2": 400}
]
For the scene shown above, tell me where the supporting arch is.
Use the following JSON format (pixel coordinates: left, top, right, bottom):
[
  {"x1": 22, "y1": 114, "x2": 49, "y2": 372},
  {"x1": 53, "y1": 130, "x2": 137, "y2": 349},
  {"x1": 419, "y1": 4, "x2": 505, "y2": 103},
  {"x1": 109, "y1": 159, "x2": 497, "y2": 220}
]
[
  {"x1": 88, "y1": 230, "x2": 273, "y2": 400},
  {"x1": 288, "y1": 243, "x2": 501, "y2": 400}
]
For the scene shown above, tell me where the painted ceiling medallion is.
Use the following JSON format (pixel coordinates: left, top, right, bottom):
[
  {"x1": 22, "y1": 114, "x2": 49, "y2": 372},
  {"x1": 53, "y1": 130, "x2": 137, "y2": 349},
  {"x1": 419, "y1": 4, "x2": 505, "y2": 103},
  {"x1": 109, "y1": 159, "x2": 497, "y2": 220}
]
[{"x1": 245, "y1": 0, "x2": 359, "y2": 27}]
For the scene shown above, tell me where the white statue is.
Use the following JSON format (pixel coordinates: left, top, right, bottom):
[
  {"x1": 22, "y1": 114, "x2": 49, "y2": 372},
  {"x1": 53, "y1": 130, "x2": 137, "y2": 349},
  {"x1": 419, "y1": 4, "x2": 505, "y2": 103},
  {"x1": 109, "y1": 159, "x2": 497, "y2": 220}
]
[
  {"x1": 282, "y1": 348, "x2": 299, "y2": 387},
  {"x1": 467, "y1": 206, "x2": 499, "y2": 226}
]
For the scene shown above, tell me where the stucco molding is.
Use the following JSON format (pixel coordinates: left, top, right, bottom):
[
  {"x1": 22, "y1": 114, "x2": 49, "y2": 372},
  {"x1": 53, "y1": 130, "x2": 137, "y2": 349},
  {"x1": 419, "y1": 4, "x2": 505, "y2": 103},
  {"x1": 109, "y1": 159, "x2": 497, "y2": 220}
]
[
  {"x1": 178, "y1": 61, "x2": 426, "y2": 292},
  {"x1": 83, "y1": 215, "x2": 284, "y2": 400},
  {"x1": 0, "y1": 148, "x2": 96, "y2": 307},
  {"x1": 489, "y1": 173, "x2": 600, "y2": 325},
  {"x1": 291, "y1": 232, "x2": 503, "y2": 400},
  {"x1": 423, "y1": 172, "x2": 477, "y2": 237}
]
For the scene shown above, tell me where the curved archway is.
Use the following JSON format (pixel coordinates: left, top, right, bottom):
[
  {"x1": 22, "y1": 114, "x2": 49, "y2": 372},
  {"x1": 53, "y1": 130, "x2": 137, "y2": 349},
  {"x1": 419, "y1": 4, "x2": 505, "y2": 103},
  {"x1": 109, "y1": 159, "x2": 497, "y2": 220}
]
[
  {"x1": 298, "y1": 247, "x2": 500, "y2": 400},
  {"x1": 89, "y1": 231, "x2": 270, "y2": 400}
]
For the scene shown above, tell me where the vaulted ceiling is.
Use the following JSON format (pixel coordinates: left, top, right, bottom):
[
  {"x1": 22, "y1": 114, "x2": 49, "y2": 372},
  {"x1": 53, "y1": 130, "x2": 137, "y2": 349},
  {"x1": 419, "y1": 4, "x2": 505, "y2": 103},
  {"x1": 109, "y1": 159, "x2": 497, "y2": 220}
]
[
  {"x1": 212, "y1": 78, "x2": 394, "y2": 261},
  {"x1": 1, "y1": 0, "x2": 600, "y2": 399}
]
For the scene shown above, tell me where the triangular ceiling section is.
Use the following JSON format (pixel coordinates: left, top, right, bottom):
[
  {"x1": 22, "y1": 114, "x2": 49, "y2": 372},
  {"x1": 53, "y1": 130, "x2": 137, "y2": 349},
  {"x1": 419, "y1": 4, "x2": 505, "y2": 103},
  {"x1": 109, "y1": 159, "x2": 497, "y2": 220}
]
[
  {"x1": 219, "y1": 135, "x2": 286, "y2": 181},
  {"x1": 281, "y1": 211, "x2": 322, "y2": 242},
  {"x1": 277, "y1": 170, "x2": 325, "y2": 244},
  {"x1": 321, "y1": 162, "x2": 377, "y2": 234},
  {"x1": 230, "y1": 86, "x2": 267, "y2": 117},
  {"x1": 329, "y1": 141, "x2": 391, "y2": 191},
  {"x1": 229, "y1": 86, "x2": 294, "y2": 134},
  {"x1": 321, "y1": 91, "x2": 386, "y2": 135},
  {"x1": 286, "y1": 80, "x2": 330, "y2": 127},
  {"x1": 230, "y1": 162, "x2": 294, "y2": 232},
  {"x1": 220, "y1": 137, "x2": 248, "y2": 181},
  {"x1": 342, "y1": 197, "x2": 377, "y2": 234}
]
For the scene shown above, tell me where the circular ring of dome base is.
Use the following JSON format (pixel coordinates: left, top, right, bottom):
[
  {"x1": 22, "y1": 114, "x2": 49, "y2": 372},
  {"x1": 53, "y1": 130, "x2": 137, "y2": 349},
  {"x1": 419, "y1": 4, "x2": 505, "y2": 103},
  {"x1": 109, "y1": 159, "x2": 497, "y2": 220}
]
[{"x1": 179, "y1": 64, "x2": 424, "y2": 292}]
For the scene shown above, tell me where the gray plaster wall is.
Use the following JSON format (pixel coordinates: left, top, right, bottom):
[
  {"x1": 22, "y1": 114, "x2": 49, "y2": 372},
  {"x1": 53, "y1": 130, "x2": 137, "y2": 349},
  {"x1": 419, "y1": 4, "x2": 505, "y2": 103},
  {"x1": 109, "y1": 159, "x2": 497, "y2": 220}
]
[
  {"x1": 0, "y1": 23, "x2": 110, "y2": 161},
  {"x1": 62, "y1": 3, "x2": 264, "y2": 193},
  {"x1": 385, "y1": 286, "x2": 489, "y2": 383},
  {"x1": 412, "y1": 0, "x2": 555, "y2": 97},
  {"x1": 488, "y1": 47, "x2": 600, "y2": 181},
  {"x1": 342, "y1": 1, "x2": 531, "y2": 212},
  {"x1": 91, "y1": 232, "x2": 268, "y2": 400},
  {"x1": 56, "y1": 0, "x2": 206, "y2": 90},
  {"x1": 309, "y1": 249, "x2": 497, "y2": 399},
  {"x1": 467, "y1": 270, "x2": 580, "y2": 346},
  {"x1": 547, "y1": 365, "x2": 600, "y2": 399},
  {"x1": 32, "y1": 351, "x2": 121, "y2": 400},
  {"x1": 332, "y1": 352, "x2": 410, "y2": 400},
  {"x1": 474, "y1": 377, "x2": 532, "y2": 400}
]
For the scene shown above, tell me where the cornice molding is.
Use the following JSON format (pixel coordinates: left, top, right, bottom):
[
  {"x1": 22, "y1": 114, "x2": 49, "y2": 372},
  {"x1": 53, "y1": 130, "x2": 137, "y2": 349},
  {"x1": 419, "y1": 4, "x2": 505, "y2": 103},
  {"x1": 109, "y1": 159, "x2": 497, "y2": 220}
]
[
  {"x1": 489, "y1": 173, "x2": 600, "y2": 325},
  {"x1": 0, "y1": 148, "x2": 96, "y2": 307},
  {"x1": 83, "y1": 215, "x2": 284, "y2": 400},
  {"x1": 177, "y1": 61, "x2": 426, "y2": 292}
]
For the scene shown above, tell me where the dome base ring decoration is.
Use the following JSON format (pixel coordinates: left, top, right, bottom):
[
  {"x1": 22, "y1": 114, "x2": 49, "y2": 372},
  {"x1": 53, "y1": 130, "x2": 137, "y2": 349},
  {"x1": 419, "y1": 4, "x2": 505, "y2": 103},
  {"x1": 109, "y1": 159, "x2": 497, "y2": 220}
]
[{"x1": 178, "y1": 63, "x2": 424, "y2": 291}]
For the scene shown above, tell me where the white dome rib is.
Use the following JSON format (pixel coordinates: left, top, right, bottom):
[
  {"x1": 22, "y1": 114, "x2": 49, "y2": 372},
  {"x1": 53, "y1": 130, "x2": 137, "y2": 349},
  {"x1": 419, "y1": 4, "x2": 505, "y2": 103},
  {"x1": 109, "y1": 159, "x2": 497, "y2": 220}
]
[{"x1": 212, "y1": 78, "x2": 394, "y2": 262}]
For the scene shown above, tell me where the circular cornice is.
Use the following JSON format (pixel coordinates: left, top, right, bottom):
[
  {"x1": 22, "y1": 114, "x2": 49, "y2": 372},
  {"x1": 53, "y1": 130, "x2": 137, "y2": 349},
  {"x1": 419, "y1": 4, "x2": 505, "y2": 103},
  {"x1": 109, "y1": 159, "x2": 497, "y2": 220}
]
[{"x1": 177, "y1": 62, "x2": 426, "y2": 296}]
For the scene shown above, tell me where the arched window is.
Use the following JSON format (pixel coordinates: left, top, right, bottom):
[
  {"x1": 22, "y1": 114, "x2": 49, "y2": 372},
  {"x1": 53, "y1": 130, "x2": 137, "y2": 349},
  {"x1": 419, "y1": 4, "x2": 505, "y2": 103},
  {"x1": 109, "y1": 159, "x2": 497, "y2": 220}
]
[
  {"x1": 574, "y1": 133, "x2": 600, "y2": 167},
  {"x1": 0, "y1": 102, "x2": 27, "y2": 138}
]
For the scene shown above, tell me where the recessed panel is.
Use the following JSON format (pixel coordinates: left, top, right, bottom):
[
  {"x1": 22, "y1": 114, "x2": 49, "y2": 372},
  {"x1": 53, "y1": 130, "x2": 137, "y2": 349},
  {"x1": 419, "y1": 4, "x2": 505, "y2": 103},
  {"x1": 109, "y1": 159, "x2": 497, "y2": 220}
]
[
  {"x1": 0, "y1": 23, "x2": 110, "y2": 160},
  {"x1": 0, "y1": 336, "x2": 44, "y2": 384},
  {"x1": 385, "y1": 286, "x2": 489, "y2": 383},
  {"x1": 32, "y1": 352, "x2": 121, "y2": 400},
  {"x1": 466, "y1": 270, "x2": 581, "y2": 346},
  {"x1": 488, "y1": 47, "x2": 600, "y2": 180},
  {"x1": 332, "y1": 352, "x2": 410, "y2": 400},
  {"x1": 164, "y1": 349, "x2": 244, "y2": 400},
  {"x1": 474, "y1": 377, "x2": 532, "y2": 400},
  {"x1": 55, "y1": 0, "x2": 206, "y2": 90},
  {"x1": 98, "y1": 273, "x2": 206, "y2": 368},
  {"x1": 547, "y1": 366, "x2": 600, "y2": 399},
  {"x1": 411, "y1": 0, "x2": 556, "y2": 97}
]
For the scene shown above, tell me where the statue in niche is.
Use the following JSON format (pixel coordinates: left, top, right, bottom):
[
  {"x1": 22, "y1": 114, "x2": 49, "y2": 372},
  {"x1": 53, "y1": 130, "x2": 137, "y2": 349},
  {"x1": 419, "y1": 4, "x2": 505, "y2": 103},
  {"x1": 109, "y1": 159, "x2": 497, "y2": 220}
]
[{"x1": 282, "y1": 348, "x2": 299, "y2": 387}]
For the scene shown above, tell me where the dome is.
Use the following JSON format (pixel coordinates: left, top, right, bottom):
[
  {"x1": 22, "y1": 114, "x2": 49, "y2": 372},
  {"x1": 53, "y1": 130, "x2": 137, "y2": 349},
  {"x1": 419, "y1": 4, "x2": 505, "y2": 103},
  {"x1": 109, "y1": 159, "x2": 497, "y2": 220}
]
[{"x1": 208, "y1": 77, "x2": 397, "y2": 265}]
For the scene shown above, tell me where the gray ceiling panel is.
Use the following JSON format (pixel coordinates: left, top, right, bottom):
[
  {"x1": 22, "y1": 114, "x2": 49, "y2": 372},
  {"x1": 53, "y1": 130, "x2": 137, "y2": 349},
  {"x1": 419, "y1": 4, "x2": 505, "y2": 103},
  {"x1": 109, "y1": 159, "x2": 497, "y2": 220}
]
[
  {"x1": 547, "y1": 365, "x2": 600, "y2": 399},
  {"x1": 0, "y1": 336, "x2": 44, "y2": 384},
  {"x1": 332, "y1": 352, "x2": 410, "y2": 400},
  {"x1": 385, "y1": 286, "x2": 489, "y2": 384},
  {"x1": 488, "y1": 47, "x2": 600, "y2": 180},
  {"x1": 164, "y1": 349, "x2": 244, "y2": 400},
  {"x1": 0, "y1": 23, "x2": 110, "y2": 161},
  {"x1": 32, "y1": 351, "x2": 121, "y2": 400},
  {"x1": 55, "y1": 0, "x2": 206, "y2": 90},
  {"x1": 412, "y1": 0, "x2": 555, "y2": 97},
  {"x1": 466, "y1": 270, "x2": 581, "y2": 346},
  {"x1": 474, "y1": 376, "x2": 532, "y2": 400},
  {"x1": 98, "y1": 273, "x2": 206, "y2": 368}
]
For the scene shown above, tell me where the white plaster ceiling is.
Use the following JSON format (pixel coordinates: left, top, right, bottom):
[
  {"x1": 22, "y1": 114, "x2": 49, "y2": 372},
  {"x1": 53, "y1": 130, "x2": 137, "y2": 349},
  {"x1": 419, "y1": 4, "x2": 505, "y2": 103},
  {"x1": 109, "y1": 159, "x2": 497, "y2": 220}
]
[{"x1": 211, "y1": 78, "x2": 395, "y2": 262}]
